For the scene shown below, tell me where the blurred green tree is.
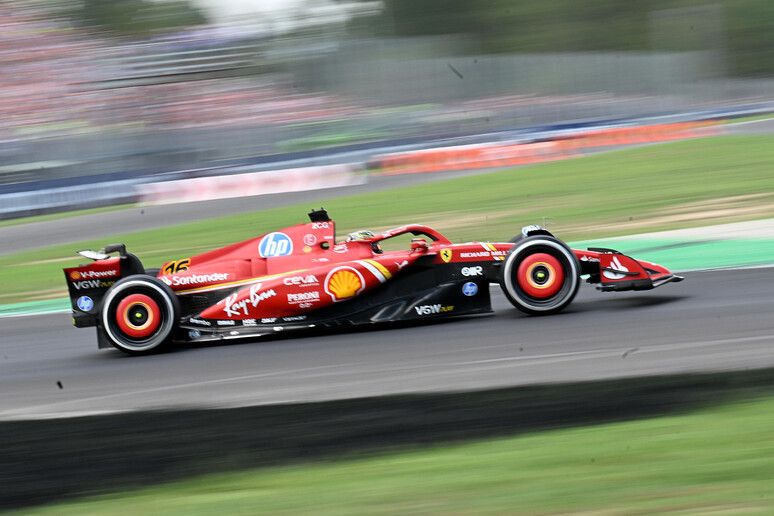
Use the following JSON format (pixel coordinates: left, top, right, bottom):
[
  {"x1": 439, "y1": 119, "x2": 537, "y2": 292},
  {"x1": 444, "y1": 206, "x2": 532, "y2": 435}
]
[
  {"x1": 375, "y1": 0, "x2": 774, "y2": 77},
  {"x1": 724, "y1": 0, "x2": 774, "y2": 76}
]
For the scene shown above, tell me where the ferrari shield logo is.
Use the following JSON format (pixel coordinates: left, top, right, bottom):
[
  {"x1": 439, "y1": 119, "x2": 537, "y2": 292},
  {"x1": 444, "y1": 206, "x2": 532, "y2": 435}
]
[{"x1": 440, "y1": 249, "x2": 452, "y2": 263}]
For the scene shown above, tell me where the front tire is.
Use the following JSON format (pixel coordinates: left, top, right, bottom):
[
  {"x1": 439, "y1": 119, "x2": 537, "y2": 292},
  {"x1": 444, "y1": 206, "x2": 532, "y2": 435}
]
[
  {"x1": 500, "y1": 236, "x2": 580, "y2": 315},
  {"x1": 101, "y1": 276, "x2": 179, "y2": 355}
]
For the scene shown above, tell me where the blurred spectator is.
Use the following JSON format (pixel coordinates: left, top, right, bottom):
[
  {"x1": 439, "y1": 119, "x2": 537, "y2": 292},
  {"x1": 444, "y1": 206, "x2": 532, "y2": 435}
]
[{"x1": 0, "y1": 1, "x2": 367, "y2": 143}]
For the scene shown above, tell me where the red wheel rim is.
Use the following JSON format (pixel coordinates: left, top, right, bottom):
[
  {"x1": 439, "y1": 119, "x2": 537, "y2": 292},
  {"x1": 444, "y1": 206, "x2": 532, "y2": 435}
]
[
  {"x1": 516, "y1": 253, "x2": 564, "y2": 298},
  {"x1": 116, "y1": 294, "x2": 161, "y2": 338}
]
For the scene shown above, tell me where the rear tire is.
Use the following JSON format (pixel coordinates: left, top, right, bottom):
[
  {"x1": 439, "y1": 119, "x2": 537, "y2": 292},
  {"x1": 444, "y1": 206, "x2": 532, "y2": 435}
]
[
  {"x1": 500, "y1": 236, "x2": 580, "y2": 315},
  {"x1": 101, "y1": 276, "x2": 179, "y2": 355}
]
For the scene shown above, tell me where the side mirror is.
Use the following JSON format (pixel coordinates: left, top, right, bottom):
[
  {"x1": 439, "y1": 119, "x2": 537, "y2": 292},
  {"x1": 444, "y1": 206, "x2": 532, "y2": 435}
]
[{"x1": 411, "y1": 238, "x2": 429, "y2": 252}]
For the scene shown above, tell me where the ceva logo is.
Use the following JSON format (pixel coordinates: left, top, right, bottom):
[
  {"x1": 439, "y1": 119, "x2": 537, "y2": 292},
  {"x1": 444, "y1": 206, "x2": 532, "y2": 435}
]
[{"x1": 259, "y1": 232, "x2": 293, "y2": 258}]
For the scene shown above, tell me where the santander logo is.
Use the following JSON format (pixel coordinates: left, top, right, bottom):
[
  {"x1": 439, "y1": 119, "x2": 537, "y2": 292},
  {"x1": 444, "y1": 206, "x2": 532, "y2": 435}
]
[{"x1": 603, "y1": 256, "x2": 629, "y2": 280}]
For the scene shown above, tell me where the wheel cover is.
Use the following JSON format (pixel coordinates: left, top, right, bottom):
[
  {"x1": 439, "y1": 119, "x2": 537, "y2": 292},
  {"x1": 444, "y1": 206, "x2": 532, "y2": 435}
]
[
  {"x1": 115, "y1": 294, "x2": 161, "y2": 339},
  {"x1": 516, "y1": 253, "x2": 564, "y2": 298},
  {"x1": 501, "y1": 237, "x2": 580, "y2": 314}
]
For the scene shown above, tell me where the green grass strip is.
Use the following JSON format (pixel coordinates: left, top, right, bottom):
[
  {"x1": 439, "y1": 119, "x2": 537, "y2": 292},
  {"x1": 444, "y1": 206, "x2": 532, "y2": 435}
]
[
  {"x1": 11, "y1": 394, "x2": 774, "y2": 515},
  {"x1": 726, "y1": 113, "x2": 774, "y2": 124},
  {"x1": 0, "y1": 298, "x2": 70, "y2": 317}
]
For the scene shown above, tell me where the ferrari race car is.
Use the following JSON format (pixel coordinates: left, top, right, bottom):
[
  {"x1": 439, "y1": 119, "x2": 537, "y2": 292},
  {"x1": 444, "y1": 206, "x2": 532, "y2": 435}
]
[{"x1": 64, "y1": 209, "x2": 683, "y2": 355}]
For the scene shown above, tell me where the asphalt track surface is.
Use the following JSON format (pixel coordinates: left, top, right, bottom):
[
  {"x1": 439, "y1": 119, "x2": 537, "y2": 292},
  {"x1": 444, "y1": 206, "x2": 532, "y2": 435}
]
[{"x1": 2, "y1": 267, "x2": 773, "y2": 420}]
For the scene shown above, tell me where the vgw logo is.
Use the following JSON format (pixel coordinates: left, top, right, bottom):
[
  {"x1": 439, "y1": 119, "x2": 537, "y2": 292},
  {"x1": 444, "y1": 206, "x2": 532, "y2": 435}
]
[
  {"x1": 73, "y1": 279, "x2": 114, "y2": 290},
  {"x1": 259, "y1": 232, "x2": 293, "y2": 258},
  {"x1": 414, "y1": 304, "x2": 454, "y2": 315}
]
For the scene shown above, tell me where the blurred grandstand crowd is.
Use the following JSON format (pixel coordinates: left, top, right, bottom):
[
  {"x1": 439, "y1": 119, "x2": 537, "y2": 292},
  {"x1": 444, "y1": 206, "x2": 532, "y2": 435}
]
[{"x1": 0, "y1": 2, "x2": 366, "y2": 144}]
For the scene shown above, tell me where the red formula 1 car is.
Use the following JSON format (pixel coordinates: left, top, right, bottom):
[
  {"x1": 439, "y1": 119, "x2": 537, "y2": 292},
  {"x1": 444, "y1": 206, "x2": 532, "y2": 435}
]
[{"x1": 63, "y1": 209, "x2": 683, "y2": 354}]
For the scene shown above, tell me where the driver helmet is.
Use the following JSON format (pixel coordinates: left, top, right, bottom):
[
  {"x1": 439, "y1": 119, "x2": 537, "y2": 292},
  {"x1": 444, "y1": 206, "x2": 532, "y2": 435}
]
[{"x1": 346, "y1": 230, "x2": 383, "y2": 254}]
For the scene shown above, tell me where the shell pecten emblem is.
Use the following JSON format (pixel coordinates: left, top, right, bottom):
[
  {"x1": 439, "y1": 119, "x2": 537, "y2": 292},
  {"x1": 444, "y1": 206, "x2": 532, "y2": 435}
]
[{"x1": 325, "y1": 266, "x2": 365, "y2": 302}]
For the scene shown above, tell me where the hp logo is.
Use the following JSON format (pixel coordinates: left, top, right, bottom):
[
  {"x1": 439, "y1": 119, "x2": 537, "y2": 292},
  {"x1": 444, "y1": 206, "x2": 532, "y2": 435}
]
[
  {"x1": 259, "y1": 232, "x2": 293, "y2": 258},
  {"x1": 77, "y1": 296, "x2": 94, "y2": 312},
  {"x1": 462, "y1": 282, "x2": 478, "y2": 297}
]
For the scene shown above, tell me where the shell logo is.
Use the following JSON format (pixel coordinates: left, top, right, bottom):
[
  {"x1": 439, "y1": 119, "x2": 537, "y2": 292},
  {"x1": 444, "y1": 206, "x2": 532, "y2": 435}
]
[
  {"x1": 325, "y1": 267, "x2": 365, "y2": 302},
  {"x1": 70, "y1": 271, "x2": 81, "y2": 280}
]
